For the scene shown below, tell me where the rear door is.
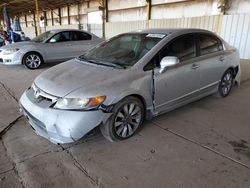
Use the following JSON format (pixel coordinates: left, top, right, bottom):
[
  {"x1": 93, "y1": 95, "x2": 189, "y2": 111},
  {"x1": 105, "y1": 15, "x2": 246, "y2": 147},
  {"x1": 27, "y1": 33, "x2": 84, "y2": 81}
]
[
  {"x1": 70, "y1": 31, "x2": 100, "y2": 57},
  {"x1": 196, "y1": 33, "x2": 226, "y2": 92},
  {"x1": 153, "y1": 34, "x2": 201, "y2": 113}
]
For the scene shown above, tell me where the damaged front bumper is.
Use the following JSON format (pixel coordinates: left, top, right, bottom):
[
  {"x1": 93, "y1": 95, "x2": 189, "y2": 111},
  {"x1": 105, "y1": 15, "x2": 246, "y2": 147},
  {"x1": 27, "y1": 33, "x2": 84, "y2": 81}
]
[{"x1": 19, "y1": 88, "x2": 111, "y2": 144}]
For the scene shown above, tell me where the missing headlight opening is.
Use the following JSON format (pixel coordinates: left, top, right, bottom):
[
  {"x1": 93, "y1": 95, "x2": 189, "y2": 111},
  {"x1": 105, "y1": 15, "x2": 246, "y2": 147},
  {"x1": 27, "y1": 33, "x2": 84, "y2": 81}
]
[{"x1": 99, "y1": 104, "x2": 114, "y2": 113}]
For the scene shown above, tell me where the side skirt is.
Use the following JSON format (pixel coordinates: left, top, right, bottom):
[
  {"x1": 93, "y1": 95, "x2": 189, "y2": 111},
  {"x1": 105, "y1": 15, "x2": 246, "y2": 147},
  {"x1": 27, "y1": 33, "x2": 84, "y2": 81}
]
[{"x1": 152, "y1": 81, "x2": 219, "y2": 117}]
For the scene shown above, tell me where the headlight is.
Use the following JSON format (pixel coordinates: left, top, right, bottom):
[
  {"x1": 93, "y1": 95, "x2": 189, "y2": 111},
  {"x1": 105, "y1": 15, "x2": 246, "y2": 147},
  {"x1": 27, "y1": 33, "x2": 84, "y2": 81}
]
[
  {"x1": 54, "y1": 96, "x2": 106, "y2": 110},
  {"x1": 31, "y1": 82, "x2": 37, "y2": 91},
  {"x1": 3, "y1": 48, "x2": 19, "y2": 55}
]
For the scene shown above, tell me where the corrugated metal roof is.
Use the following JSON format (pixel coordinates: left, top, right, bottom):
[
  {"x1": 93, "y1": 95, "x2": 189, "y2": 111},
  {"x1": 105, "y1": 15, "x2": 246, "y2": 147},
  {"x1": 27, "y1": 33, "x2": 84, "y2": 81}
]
[{"x1": 0, "y1": 0, "x2": 86, "y2": 17}]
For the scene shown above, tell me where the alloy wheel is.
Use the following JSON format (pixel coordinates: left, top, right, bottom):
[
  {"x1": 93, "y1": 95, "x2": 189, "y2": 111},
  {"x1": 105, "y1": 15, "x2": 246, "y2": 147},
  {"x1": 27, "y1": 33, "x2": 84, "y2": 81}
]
[
  {"x1": 25, "y1": 54, "x2": 41, "y2": 69},
  {"x1": 221, "y1": 72, "x2": 233, "y2": 96},
  {"x1": 114, "y1": 103, "x2": 142, "y2": 138}
]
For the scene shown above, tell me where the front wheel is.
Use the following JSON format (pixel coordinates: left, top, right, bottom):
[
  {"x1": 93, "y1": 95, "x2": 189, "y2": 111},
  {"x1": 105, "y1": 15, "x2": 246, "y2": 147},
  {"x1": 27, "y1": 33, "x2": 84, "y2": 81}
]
[
  {"x1": 217, "y1": 69, "x2": 234, "y2": 97},
  {"x1": 100, "y1": 97, "x2": 145, "y2": 142},
  {"x1": 23, "y1": 52, "x2": 43, "y2": 69}
]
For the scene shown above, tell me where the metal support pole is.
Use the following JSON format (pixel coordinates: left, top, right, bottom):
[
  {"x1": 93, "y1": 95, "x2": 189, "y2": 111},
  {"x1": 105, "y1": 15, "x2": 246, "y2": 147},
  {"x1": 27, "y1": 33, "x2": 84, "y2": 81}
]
[
  {"x1": 77, "y1": 2, "x2": 81, "y2": 29},
  {"x1": 33, "y1": 12, "x2": 38, "y2": 36},
  {"x1": 51, "y1": 10, "x2": 54, "y2": 26},
  {"x1": 86, "y1": 1, "x2": 90, "y2": 32},
  {"x1": 102, "y1": 0, "x2": 106, "y2": 38},
  {"x1": 67, "y1": 5, "x2": 70, "y2": 25},
  {"x1": 58, "y1": 8, "x2": 62, "y2": 25},
  {"x1": 146, "y1": 0, "x2": 151, "y2": 20},
  {"x1": 35, "y1": 0, "x2": 41, "y2": 35},
  {"x1": 24, "y1": 15, "x2": 28, "y2": 27},
  {"x1": 104, "y1": 0, "x2": 108, "y2": 22}
]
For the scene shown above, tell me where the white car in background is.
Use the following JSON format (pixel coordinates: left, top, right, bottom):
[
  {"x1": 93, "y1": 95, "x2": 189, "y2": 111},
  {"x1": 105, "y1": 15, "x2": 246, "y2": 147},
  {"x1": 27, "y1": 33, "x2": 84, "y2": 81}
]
[{"x1": 0, "y1": 29, "x2": 103, "y2": 69}]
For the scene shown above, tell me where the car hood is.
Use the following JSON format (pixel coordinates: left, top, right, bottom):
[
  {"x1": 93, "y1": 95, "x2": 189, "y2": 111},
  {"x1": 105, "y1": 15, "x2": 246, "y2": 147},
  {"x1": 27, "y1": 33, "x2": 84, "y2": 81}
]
[
  {"x1": 0, "y1": 41, "x2": 37, "y2": 50},
  {"x1": 34, "y1": 59, "x2": 127, "y2": 97}
]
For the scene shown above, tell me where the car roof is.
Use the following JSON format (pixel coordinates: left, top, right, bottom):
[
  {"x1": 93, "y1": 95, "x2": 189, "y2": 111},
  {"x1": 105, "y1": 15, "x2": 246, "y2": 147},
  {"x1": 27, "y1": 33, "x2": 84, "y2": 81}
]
[
  {"x1": 130, "y1": 28, "x2": 213, "y2": 35},
  {"x1": 48, "y1": 29, "x2": 90, "y2": 34}
]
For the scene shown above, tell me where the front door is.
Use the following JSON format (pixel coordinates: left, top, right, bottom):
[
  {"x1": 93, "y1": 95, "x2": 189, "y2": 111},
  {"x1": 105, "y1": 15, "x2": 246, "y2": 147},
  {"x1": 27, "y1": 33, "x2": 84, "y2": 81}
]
[
  {"x1": 43, "y1": 31, "x2": 74, "y2": 62},
  {"x1": 154, "y1": 34, "x2": 201, "y2": 113}
]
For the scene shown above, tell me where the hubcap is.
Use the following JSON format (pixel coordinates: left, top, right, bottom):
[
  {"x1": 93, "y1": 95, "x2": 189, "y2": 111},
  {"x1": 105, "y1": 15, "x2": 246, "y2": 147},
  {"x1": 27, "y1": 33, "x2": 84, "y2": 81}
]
[
  {"x1": 26, "y1": 54, "x2": 41, "y2": 68},
  {"x1": 114, "y1": 103, "x2": 142, "y2": 138},
  {"x1": 221, "y1": 73, "x2": 233, "y2": 95}
]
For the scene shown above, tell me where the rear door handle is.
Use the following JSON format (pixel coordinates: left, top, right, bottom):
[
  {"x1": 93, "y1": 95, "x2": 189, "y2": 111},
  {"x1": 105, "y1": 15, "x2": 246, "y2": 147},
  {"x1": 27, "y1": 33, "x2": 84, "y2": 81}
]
[{"x1": 191, "y1": 64, "x2": 200, "y2": 70}]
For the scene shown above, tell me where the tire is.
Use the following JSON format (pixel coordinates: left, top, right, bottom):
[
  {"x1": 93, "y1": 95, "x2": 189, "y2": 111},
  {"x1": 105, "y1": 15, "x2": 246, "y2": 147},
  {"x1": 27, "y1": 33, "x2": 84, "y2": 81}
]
[
  {"x1": 100, "y1": 96, "x2": 145, "y2": 142},
  {"x1": 217, "y1": 69, "x2": 234, "y2": 97},
  {"x1": 23, "y1": 52, "x2": 43, "y2": 69}
]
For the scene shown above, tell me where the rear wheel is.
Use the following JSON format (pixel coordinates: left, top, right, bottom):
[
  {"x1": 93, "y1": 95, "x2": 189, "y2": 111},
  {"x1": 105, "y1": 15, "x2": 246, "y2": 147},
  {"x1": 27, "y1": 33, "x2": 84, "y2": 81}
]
[
  {"x1": 218, "y1": 69, "x2": 234, "y2": 97},
  {"x1": 100, "y1": 97, "x2": 144, "y2": 142},
  {"x1": 23, "y1": 52, "x2": 43, "y2": 69}
]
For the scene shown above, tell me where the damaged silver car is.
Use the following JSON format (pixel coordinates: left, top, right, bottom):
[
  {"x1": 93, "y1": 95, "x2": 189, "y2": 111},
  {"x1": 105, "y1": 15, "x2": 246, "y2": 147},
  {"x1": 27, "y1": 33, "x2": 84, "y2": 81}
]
[{"x1": 19, "y1": 29, "x2": 241, "y2": 144}]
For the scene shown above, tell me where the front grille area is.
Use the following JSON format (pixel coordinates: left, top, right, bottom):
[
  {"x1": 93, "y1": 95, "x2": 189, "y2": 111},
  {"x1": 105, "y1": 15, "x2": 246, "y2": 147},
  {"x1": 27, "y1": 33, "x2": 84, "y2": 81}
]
[
  {"x1": 32, "y1": 84, "x2": 58, "y2": 103},
  {"x1": 26, "y1": 87, "x2": 55, "y2": 108}
]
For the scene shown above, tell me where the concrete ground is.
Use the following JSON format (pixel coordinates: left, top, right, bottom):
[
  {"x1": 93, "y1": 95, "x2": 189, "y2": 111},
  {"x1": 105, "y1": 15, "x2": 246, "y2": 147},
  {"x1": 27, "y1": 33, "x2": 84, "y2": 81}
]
[{"x1": 0, "y1": 60, "x2": 250, "y2": 188}]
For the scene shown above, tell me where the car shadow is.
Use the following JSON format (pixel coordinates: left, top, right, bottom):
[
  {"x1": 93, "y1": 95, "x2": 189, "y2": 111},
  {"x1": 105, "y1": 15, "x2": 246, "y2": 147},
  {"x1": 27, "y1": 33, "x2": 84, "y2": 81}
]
[
  {"x1": 60, "y1": 126, "x2": 104, "y2": 149},
  {"x1": 40, "y1": 61, "x2": 64, "y2": 69}
]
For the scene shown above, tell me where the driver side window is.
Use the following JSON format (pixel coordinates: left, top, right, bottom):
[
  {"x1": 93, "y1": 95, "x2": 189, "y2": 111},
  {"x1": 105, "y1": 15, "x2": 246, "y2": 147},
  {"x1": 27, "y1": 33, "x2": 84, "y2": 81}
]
[
  {"x1": 144, "y1": 34, "x2": 196, "y2": 71},
  {"x1": 49, "y1": 32, "x2": 70, "y2": 43},
  {"x1": 160, "y1": 35, "x2": 196, "y2": 62}
]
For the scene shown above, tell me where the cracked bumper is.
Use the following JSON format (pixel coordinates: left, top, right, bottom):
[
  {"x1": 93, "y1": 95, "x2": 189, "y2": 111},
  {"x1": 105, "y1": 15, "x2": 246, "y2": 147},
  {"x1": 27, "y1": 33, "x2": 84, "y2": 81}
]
[{"x1": 19, "y1": 89, "x2": 111, "y2": 144}]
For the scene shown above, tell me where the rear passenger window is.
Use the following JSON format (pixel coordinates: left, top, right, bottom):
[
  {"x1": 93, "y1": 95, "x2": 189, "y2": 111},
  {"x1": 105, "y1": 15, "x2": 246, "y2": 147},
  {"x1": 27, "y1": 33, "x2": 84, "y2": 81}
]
[
  {"x1": 199, "y1": 34, "x2": 223, "y2": 55},
  {"x1": 161, "y1": 35, "x2": 196, "y2": 62},
  {"x1": 49, "y1": 32, "x2": 70, "y2": 42},
  {"x1": 72, "y1": 31, "x2": 92, "y2": 41}
]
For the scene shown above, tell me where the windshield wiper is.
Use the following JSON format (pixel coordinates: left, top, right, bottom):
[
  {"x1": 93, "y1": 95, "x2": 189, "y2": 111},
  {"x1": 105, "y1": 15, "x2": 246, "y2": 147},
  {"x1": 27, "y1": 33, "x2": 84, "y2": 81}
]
[
  {"x1": 98, "y1": 61, "x2": 126, "y2": 69},
  {"x1": 77, "y1": 56, "x2": 100, "y2": 64},
  {"x1": 78, "y1": 56, "x2": 125, "y2": 69},
  {"x1": 78, "y1": 55, "x2": 87, "y2": 61}
]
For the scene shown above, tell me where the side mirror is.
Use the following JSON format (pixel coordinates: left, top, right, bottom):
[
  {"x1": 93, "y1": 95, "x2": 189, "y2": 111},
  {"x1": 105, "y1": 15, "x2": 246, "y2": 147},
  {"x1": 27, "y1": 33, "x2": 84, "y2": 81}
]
[
  {"x1": 159, "y1": 56, "x2": 179, "y2": 74},
  {"x1": 49, "y1": 38, "x2": 56, "y2": 43}
]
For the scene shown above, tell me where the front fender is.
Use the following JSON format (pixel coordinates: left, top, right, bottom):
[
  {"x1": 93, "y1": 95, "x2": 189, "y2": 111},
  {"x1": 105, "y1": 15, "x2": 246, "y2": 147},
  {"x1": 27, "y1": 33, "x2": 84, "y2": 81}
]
[
  {"x1": 19, "y1": 46, "x2": 45, "y2": 61},
  {"x1": 108, "y1": 89, "x2": 151, "y2": 107}
]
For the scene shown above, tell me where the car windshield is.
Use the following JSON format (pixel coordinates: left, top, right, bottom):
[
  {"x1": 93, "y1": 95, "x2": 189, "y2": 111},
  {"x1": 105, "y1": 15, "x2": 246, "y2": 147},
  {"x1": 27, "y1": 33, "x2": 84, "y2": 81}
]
[
  {"x1": 79, "y1": 33, "x2": 165, "y2": 68},
  {"x1": 31, "y1": 31, "x2": 56, "y2": 42}
]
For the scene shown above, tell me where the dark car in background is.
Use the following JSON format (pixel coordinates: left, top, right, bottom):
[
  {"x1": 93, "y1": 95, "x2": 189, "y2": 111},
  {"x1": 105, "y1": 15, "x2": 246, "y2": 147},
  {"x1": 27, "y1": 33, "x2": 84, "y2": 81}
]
[{"x1": 0, "y1": 38, "x2": 4, "y2": 47}]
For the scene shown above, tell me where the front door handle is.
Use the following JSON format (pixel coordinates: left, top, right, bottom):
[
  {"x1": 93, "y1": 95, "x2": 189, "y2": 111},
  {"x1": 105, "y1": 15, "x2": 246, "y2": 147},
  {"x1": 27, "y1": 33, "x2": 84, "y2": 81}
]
[{"x1": 191, "y1": 64, "x2": 200, "y2": 70}]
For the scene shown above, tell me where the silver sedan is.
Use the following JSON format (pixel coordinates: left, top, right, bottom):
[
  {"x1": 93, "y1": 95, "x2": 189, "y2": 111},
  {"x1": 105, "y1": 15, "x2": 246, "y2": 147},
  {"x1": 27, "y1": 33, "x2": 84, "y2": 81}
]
[
  {"x1": 19, "y1": 28, "x2": 241, "y2": 144},
  {"x1": 0, "y1": 29, "x2": 103, "y2": 69}
]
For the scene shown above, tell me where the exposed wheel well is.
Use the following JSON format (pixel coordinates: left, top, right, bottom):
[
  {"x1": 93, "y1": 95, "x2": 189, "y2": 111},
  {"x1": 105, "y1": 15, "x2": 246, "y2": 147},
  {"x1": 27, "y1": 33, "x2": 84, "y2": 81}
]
[
  {"x1": 127, "y1": 94, "x2": 146, "y2": 110},
  {"x1": 124, "y1": 94, "x2": 152, "y2": 120},
  {"x1": 22, "y1": 51, "x2": 44, "y2": 65}
]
